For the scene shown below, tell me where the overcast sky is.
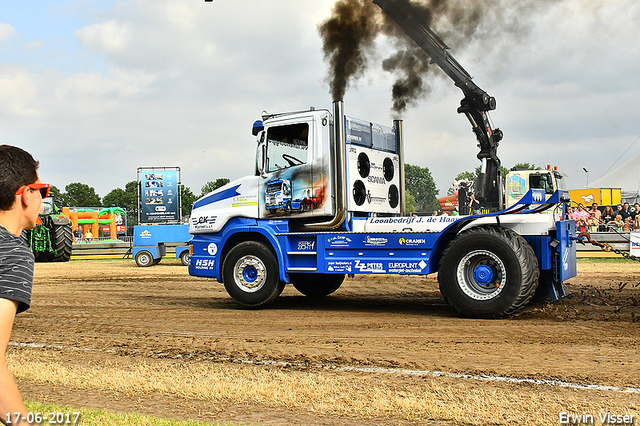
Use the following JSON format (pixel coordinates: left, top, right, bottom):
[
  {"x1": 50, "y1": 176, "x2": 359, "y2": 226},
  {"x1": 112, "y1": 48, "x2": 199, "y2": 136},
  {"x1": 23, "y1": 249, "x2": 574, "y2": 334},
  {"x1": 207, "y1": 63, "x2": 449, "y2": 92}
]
[{"x1": 1, "y1": 0, "x2": 639, "y2": 200}]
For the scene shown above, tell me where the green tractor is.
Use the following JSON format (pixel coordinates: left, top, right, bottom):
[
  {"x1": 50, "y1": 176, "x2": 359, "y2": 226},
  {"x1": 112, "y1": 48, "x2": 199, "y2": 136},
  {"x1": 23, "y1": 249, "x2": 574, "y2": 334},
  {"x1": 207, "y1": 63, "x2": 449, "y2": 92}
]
[{"x1": 22, "y1": 195, "x2": 73, "y2": 262}]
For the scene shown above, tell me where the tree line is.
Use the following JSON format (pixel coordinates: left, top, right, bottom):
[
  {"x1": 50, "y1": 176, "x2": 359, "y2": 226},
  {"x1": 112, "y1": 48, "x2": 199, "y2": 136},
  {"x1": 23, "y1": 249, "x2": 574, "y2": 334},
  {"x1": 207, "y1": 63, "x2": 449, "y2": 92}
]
[{"x1": 50, "y1": 178, "x2": 231, "y2": 228}]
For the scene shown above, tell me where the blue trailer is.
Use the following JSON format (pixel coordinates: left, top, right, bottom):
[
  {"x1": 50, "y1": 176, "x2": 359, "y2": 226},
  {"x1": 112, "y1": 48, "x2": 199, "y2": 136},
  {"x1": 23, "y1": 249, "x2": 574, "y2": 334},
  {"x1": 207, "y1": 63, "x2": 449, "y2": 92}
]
[{"x1": 133, "y1": 224, "x2": 191, "y2": 267}]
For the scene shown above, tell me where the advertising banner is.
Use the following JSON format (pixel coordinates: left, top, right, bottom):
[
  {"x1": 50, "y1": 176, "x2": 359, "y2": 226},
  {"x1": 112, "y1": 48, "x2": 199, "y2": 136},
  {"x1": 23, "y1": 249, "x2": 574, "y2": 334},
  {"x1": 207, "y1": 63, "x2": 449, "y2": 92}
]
[
  {"x1": 631, "y1": 232, "x2": 640, "y2": 259},
  {"x1": 139, "y1": 167, "x2": 181, "y2": 223}
]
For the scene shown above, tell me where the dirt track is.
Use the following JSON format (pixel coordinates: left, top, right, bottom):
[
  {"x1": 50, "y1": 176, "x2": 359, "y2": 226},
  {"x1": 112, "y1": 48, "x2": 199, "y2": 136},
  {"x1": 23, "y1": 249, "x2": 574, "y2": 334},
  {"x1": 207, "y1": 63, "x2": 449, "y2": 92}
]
[{"x1": 9, "y1": 259, "x2": 640, "y2": 425}]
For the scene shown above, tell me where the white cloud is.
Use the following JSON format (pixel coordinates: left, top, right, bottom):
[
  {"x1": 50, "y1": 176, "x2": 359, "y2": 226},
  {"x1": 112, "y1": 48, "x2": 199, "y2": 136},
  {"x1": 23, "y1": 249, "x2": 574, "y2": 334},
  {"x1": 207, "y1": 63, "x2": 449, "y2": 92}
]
[
  {"x1": 0, "y1": 67, "x2": 42, "y2": 116},
  {"x1": 0, "y1": 23, "x2": 16, "y2": 45},
  {"x1": 76, "y1": 20, "x2": 132, "y2": 55}
]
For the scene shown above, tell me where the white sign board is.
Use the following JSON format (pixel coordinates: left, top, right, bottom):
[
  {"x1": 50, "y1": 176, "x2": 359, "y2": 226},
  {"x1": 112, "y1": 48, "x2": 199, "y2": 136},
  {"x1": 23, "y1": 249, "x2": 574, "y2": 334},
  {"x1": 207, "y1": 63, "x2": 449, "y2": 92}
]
[{"x1": 631, "y1": 232, "x2": 640, "y2": 259}]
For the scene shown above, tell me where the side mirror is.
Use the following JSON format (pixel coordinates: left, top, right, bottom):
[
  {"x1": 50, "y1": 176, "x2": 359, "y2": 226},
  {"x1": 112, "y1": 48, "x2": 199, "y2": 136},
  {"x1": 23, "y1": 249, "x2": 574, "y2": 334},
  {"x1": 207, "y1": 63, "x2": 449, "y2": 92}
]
[{"x1": 255, "y1": 131, "x2": 267, "y2": 177}]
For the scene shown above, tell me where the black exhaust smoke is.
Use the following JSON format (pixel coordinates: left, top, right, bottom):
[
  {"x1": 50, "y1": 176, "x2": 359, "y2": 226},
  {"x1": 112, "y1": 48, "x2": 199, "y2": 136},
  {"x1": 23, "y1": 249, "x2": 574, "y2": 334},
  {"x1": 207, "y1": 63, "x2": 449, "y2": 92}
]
[
  {"x1": 318, "y1": 0, "x2": 380, "y2": 102},
  {"x1": 319, "y1": 0, "x2": 545, "y2": 115}
]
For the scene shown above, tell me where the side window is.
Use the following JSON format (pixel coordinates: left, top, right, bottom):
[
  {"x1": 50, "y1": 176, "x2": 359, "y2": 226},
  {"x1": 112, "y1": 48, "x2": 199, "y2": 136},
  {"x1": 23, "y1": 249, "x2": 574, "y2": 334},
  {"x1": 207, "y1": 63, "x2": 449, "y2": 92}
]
[{"x1": 266, "y1": 123, "x2": 309, "y2": 173}]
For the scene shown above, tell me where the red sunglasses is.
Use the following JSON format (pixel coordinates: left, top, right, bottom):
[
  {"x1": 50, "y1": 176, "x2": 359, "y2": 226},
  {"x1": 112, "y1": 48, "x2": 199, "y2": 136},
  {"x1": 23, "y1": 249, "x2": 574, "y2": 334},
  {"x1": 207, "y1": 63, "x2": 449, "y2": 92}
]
[{"x1": 15, "y1": 183, "x2": 50, "y2": 199}]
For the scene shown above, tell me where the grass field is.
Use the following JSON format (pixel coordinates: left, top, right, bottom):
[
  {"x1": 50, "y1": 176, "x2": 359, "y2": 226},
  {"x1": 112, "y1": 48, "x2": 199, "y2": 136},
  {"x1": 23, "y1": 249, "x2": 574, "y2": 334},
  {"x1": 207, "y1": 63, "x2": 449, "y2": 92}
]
[{"x1": 25, "y1": 401, "x2": 226, "y2": 426}]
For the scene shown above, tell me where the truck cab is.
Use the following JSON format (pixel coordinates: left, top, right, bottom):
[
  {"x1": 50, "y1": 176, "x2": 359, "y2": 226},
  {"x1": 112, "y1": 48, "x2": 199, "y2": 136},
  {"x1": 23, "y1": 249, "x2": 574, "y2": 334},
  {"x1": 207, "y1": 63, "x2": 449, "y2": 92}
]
[{"x1": 504, "y1": 167, "x2": 567, "y2": 209}]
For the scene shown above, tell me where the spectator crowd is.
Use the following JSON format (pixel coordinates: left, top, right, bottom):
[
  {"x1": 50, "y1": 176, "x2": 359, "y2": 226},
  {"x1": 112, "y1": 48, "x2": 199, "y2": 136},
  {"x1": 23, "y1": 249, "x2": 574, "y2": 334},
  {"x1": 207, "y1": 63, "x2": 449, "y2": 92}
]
[{"x1": 568, "y1": 202, "x2": 640, "y2": 232}]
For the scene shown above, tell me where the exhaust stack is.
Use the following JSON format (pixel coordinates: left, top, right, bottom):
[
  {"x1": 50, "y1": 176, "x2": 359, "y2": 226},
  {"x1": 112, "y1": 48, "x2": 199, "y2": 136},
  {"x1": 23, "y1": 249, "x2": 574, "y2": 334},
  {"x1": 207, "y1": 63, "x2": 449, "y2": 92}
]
[{"x1": 393, "y1": 119, "x2": 405, "y2": 215}]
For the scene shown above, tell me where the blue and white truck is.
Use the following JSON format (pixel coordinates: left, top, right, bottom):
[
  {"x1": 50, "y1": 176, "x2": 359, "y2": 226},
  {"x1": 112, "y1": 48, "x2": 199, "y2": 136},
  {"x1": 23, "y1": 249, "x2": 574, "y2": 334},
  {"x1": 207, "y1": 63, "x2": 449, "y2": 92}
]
[{"x1": 186, "y1": 0, "x2": 578, "y2": 318}]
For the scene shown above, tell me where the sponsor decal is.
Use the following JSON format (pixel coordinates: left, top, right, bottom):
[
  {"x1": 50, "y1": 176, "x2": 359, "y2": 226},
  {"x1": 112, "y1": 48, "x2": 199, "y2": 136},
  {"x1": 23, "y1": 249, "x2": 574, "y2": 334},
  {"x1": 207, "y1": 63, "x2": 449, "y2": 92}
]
[
  {"x1": 192, "y1": 215, "x2": 217, "y2": 226},
  {"x1": 507, "y1": 173, "x2": 526, "y2": 199},
  {"x1": 207, "y1": 243, "x2": 218, "y2": 256},
  {"x1": 367, "y1": 176, "x2": 387, "y2": 185},
  {"x1": 191, "y1": 215, "x2": 217, "y2": 231},
  {"x1": 232, "y1": 201, "x2": 258, "y2": 208},
  {"x1": 297, "y1": 240, "x2": 316, "y2": 251},
  {"x1": 562, "y1": 247, "x2": 569, "y2": 271},
  {"x1": 532, "y1": 190, "x2": 544, "y2": 203},
  {"x1": 368, "y1": 216, "x2": 451, "y2": 225},
  {"x1": 139, "y1": 230, "x2": 152, "y2": 238},
  {"x1": 354, "y1": 260, "x2": 385, "y2": 273},
  {"x1": 438, "y1": 216, "x2": 458, "y2": 223},
  {"x1": 232, "y1": 195, "x2": 258, "y2": 208},
  {"x1": 630, "y1": 232, "x2": 640, "y2": 259},
  {"x1": 327, "y1": 261, "x2": 353, "y2": 273},
  {"x1": 365, "y1": 236, "x2": 388, "y2": 246},
  {"x1": 194, "y1": 259, "x2": 215, "y2": 270},
  {"x1": 368, "y1": 195, "x2": 388, "y2": 205},
  {"x1": 399, "y1": 238, "x2": 426, "y2": 246},
  {"x1": 327, "y1": 235, "x2": 352, "y2": 247},
  {"x1": 388, "y1": 260, "x2": 427, "y2": 273}
]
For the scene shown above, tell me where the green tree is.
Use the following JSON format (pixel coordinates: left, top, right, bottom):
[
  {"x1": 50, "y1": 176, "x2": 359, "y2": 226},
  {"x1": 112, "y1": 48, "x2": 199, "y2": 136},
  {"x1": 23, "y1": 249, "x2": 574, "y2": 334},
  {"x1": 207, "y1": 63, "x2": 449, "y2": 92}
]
[
  {"x1": 181, "y1": 186, "x2": 198, "y2": 219},
  {"x1": 404, "y1": 164, "x2": 439, "y2": 212},
  {"x1": 201, "y1": 178, "x2": 230, "y2": 197},
  {"x1": 49, "y1": 185, "x2": 62, "y2": 198},
  {"x1": 103, "y1": 181, "x2": 139, "y2": 227},
  {"x1": 97, "y1": 181, "x2": 136, "y2": 227},
  {"x1": 510, "y1": 162, "x2": 541, "y2": 171},
  {"x1": 60, "y1": 182, "x2": 101, "y2": 207},
  {"x1": 102, "y1": 188, "x2": 128, "y2": 207},
  {"x1": 404, "y1": 191, "x2": 416, "y2": 213}
]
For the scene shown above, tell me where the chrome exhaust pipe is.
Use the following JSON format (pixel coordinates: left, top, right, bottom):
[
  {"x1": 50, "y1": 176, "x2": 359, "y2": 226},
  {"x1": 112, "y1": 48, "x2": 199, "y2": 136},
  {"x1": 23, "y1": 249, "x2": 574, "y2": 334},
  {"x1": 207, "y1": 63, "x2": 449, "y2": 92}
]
[{"x1": 393, "y1": 119, "x2": 405, "y2": 215}]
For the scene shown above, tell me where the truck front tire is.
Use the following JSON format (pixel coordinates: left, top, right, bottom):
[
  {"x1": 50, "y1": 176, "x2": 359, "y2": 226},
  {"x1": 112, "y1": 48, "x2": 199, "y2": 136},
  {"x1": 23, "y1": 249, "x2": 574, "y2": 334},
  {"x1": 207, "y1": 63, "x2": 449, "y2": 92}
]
[
  {"x1": 438, "y1": 225, "x2": 539, "y2": 318},
  {"x1": 222, "y1": 241, "x2": 284, "y2": 307},
  {"x1": 290, "y1": 273, "x2": 345, "y2": 298}
]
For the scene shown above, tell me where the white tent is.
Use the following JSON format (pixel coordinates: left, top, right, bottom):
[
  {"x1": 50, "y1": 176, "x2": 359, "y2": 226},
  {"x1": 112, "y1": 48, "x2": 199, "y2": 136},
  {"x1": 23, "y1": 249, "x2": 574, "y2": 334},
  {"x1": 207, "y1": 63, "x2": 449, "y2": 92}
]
[{"x1": 587, "y1": 150, "x2": 640, "y2": 204}]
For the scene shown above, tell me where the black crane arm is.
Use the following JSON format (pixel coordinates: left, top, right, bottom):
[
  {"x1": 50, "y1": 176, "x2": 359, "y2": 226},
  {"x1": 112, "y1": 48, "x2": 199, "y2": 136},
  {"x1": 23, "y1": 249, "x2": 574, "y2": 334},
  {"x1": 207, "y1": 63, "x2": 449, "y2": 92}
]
[{"x1": 374, "y1": 0, "x2": 503, "y2": 209}]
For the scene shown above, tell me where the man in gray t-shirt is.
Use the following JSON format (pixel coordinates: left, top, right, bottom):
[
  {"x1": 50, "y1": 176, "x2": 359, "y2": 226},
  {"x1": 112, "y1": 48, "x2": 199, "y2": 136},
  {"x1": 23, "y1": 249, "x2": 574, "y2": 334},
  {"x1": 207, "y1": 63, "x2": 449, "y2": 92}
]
[
  {"x1": 0, "y1": 225, "x2": 34, "y2": 313},
  {"x1": 0, "y1": 145, "x2": 48, "y2": 424}
]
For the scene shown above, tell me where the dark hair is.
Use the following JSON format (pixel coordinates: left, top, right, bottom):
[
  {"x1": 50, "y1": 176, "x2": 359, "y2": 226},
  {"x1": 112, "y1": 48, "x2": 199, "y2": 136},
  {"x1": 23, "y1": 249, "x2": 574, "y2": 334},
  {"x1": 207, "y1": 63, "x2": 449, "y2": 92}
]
[{"x1": 0, "y1": 145, "x2": 39, "y2": 211}]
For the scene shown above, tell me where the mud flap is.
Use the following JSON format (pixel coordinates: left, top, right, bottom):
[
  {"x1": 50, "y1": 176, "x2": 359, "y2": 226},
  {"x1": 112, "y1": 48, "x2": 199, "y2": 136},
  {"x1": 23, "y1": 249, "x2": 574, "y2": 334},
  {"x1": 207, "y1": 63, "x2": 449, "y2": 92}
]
[
  {"x1": 540, "y1": 269, "x2": 566, "y2": 302},
  {"x1": 546, "y1": 219, "x2": 577, "y2": 301}
]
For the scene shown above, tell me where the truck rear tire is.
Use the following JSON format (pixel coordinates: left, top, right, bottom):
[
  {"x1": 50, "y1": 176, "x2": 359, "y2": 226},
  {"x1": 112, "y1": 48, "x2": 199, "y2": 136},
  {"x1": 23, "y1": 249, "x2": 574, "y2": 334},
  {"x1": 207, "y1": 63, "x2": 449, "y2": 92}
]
[
  {"x1": 222, "y1": 241, "x2": 284, "y2": 307},
  {"x1": 180, "y1": 250, "x2": 191, "y2": 266},
  {"x1": 290, "y1": 273, "x2": 345, "y2": 298},
  {"x1": 438, "y1": 225, "x2": 539, "y2": 318}
]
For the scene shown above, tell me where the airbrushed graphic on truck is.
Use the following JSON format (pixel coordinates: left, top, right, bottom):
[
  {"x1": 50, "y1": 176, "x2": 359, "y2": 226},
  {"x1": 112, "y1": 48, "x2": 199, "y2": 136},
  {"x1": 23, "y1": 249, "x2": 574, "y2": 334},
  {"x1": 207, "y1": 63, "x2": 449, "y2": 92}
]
[{"x1": 264, "y1": 177, "x2": 325, "y2": 216}]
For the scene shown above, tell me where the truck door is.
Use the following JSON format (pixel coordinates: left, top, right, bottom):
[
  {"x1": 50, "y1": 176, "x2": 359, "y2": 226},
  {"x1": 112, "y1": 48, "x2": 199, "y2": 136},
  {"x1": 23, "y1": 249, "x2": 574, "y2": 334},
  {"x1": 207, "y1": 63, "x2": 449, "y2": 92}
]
[{"x1": 260, "y1": 121, "x2": 318, "y2": 217}]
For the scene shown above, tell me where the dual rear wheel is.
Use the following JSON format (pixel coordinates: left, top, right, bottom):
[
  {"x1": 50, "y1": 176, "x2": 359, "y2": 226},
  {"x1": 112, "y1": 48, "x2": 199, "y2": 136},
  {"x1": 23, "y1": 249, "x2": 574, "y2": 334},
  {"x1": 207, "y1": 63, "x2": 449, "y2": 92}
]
[{"x1": 438, "y1": 225, "x2": 539, "y2": 318}]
